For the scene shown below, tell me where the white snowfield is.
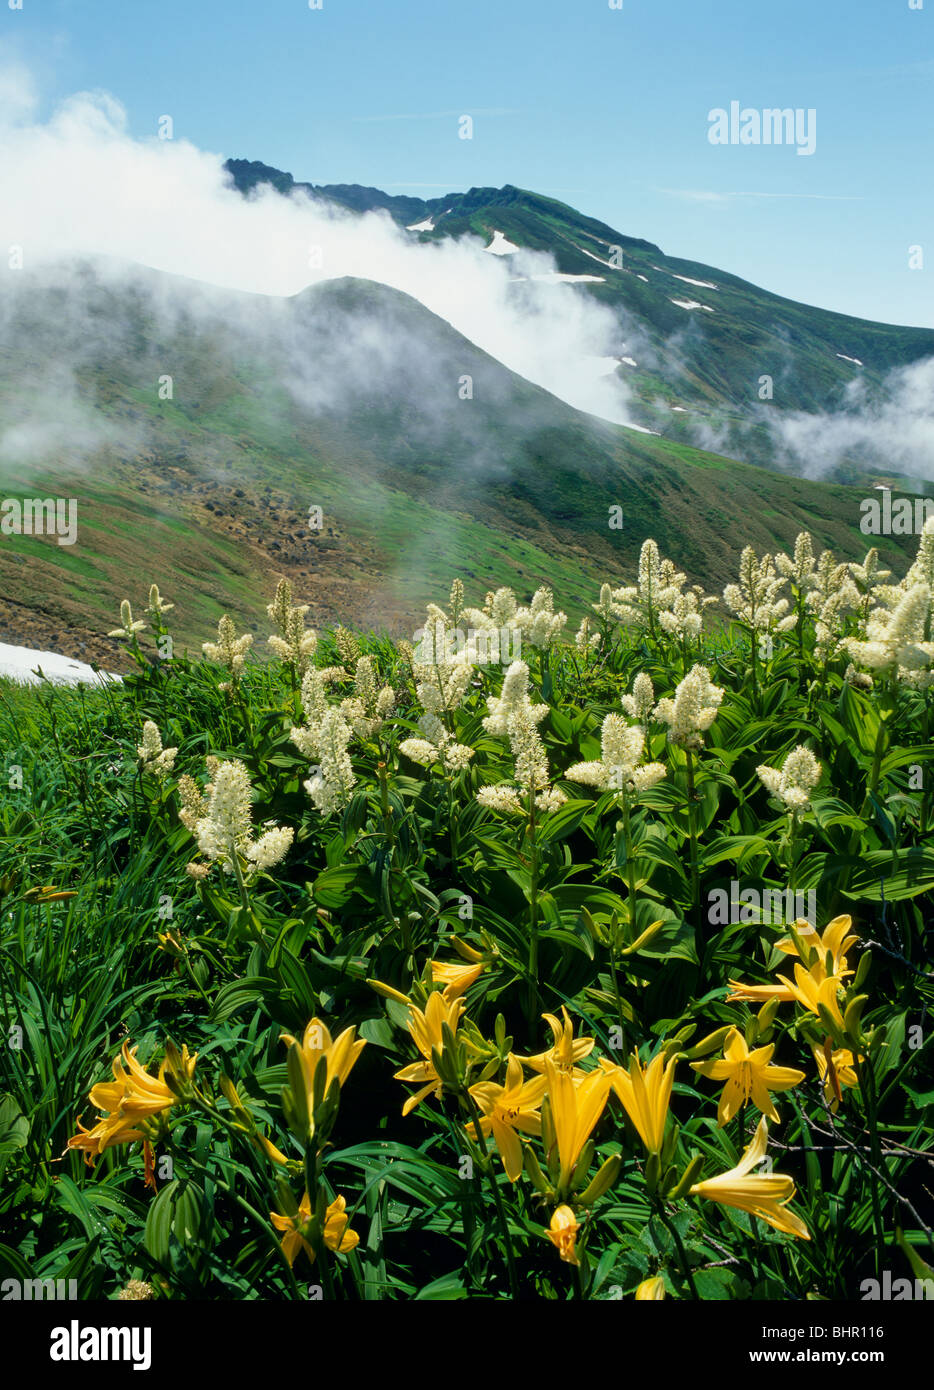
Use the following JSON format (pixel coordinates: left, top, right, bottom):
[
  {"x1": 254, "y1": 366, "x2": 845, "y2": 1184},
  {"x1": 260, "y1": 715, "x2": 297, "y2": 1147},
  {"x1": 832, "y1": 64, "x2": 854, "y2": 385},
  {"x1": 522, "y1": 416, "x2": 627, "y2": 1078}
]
[
  {"x1": 836, "y1": 353, "x2": 864, "y2": 366},
  {"x1": 621, "y1": 356, "x2": 638, "y2": 367},
  {"x1": 406, "y1": 217, "x2": 435, "y2": 232},
  {"x1": 484, "y1": 230, "x2": 521, "y2": 255},
  {"x1": 572, "y1": 243, "x2": 617, "y2": 270},
  {"x1": 670, "y1": 298, "x2": 715, "y2": 312},
  {"x1": 670, "y1": 273, "x2": 718, "y2": 290},
  {"x1": 0, "y1": 642, "x2": 120, "y2": 686}
]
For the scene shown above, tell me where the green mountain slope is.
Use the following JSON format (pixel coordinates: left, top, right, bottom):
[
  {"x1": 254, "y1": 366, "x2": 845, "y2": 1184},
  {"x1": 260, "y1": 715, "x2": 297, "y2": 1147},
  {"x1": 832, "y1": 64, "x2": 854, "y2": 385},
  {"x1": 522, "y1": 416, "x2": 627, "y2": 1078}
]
[
  {"x1": 225, "y1": 161, "x2": 934, "y2": 480},
  {"x1": 0, "y1": 263, "x2": 927, "y2": 665}
]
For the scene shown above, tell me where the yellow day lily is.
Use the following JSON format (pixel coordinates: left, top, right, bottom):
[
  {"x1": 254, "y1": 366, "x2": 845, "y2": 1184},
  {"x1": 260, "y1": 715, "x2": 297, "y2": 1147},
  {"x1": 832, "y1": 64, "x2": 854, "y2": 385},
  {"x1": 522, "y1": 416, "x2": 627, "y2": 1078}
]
[
  {"x1": 67, "y1": 1040, "x2": 197, "y2": 1166},
  {"x1": 280, "y1": 1017, "x2": 366, "y2": 1098},
  {"x1": 690, "y1": 1116, "x2": 810, "y2": 1240},
  {"x1": 726, "y1": 980, "x2": 796, "y2": 1004},
  {"x1": 524, "y1": 1006, "x2": 596, "y2": 1081},
  {"x1": 546, "y1": 1205, "x2": 580, "y2": 1265},
  {"x1": 728, "y1": 915, "x2": 858, "y2": 1004},
  {"x1": 776, "y1": 962, "x2": 846, "y2": 1026},
  {"x1": 600, "y1": 1049, "x2": 676, "y2": 1154},
  {"x1": 394, "y1": 991, "x2": 466, "y2": 1116},
  {"x1": 776, "y1": 914, "x2": 858, "y2": 977},
  {"x1": 466, "y1": 1053, "x2": 547, "y2": 1181},
  {"x1": 635, "y1": 1276, "x2": 666, "y2": 1300},
  {"x1": 691, "y1": 1027, "x2": 805, "y2": 1126},
  {"x1": 812, "y1": 1041, "x2": 860, "y2": 1111},
  {"x1": 545, "y1": 1056, "x2": 611, "y2": 1190},
  {"x1": 270, "y1": 1191, "x2": 359, "y2": 1268},
  {"x1": 430, "y1": 958, "x2": 484, "y2": 1001}
]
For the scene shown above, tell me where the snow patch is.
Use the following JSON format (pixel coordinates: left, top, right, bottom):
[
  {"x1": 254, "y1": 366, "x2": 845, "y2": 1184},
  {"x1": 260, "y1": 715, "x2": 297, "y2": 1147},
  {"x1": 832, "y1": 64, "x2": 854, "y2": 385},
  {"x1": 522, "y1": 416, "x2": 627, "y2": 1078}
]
[
  {"x1": 0, "y1": 642, "x2": 121, "y2": 686},
  {"x1": 571, "y1": 243, "x2": 618, "y2": 270},
  {"x1": 671, "y1": 273, "x2": 718, "y2": 290},
  {"x1": 484, "y1": 230, "x2": 520, "y2": 256},
  {"x1": 836, "y1": 353, "x2": 864, "y2": 367},
  {"x1": 670, "y1": 298, "x2": 715, "y2": 312},
  {"x1": 621, "y1": 356, "x2": 638, "y2": 367},
  {"x1": 406, "y1": 217, "x2": 435, "y2": 232},
  {"x1": 623, "y1": 422, "x2": 661, "y2": 436}
]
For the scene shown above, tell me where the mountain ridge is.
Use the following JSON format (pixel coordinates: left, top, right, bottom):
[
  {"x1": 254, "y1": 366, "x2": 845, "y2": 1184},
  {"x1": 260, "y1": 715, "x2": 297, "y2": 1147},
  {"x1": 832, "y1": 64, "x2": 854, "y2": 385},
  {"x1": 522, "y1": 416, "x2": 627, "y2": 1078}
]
[{"x1": 223, "y1": 158, "x2": 934, "y2": 483}]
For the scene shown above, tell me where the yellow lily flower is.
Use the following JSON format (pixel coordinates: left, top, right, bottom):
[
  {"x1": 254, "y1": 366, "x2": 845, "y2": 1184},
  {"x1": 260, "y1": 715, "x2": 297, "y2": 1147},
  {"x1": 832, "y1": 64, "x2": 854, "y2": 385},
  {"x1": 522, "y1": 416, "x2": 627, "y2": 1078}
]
[
  {"x1": 600, "y1": 1049, "x2": 676, "y2": 1154},
  {"x1": 270, "y1": 1191, "x2": 359, "y2": 1268},
  {"x1": 430, "y1": 957, "x2": 484, "y2": 1001},
  {"x1": 280, "y1": 1016, "x2": 366, "y2": 1098},
  {"x1": 690, "y1": 1116, "x2": 810, "y2": 1240},
  {"x1": 776, "y1": 914, "x2": 858, "y2": 977},
  {"x1": 812, "y1": 1041, "x2": 860, "y2": 1111},
  {"x1": 728, "y1": 916, "x2": 859, "y2": 1005},
  {"x1": 394, "y1": 991, "x2": 466, "y2": 1116},
  {"x1": 67, "y1": 1041, "x2": 196, "y2": 1166},
  {"x1": 466, "y1": 1053, "x2": 547, "y2": 1181},
  {"x1": 524, "y1": 1006, "x2": 596, "y2": 1080},
  {"x1": 726, "y1": 980, "x2": 796, "y2": 1004},
  {"x1": 545, "y1": 1057, "x2": 611, "y2": 1189},
  {"x1": 546, "y1": 1205, "x2": 580, "y2": 1265},
  {"x1": 691, "y1": 1027, "x2": 804, "y2": 1126},
  {"x1": 635, "y1": 1276, "x2": 666, "y2": 1300},
  {"x1": 775, "y1": 962, "x2": 846, "y2": 1025}
]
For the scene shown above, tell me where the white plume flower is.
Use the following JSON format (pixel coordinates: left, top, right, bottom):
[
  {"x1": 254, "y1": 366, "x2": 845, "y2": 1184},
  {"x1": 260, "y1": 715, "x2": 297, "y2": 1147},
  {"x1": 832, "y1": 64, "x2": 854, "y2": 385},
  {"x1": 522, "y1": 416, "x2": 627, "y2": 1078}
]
[
  {"x1": 267, "y1": 578, "x2": 317, "y2": 676},
  {"x1": 846, "y1": 583, "x2": 934, "y2": 681},
  {"x1": 565, "y1": 714, "x2": 666, "y2": 794},
  {"x1": 305, "y1": 708, "x2": 356, "y2": 818},
  {"x1": 108, "y1": 599, "x2": 147, "y2": 639},
  {"x1": 621, "y1": 673, "x2": 655, "y2": 725},
  {"x1": 723, "y1": 547, "x2": 794, "y2": 637},
  {"x1": 137, "y1": 720, "x2": 177, "y2": 779},
  {"x1": 757, "y1": 745, "x2": 822, "y2": 813},
  {"x1": 203, "y1": 614, "x2": 253, "y2": 685},
  {"x1": 654, "y1": 665, "x2": 724, "y2": 748},
  {"x1": 190, "y1": 759, "x2": 292, "y2": 878}
]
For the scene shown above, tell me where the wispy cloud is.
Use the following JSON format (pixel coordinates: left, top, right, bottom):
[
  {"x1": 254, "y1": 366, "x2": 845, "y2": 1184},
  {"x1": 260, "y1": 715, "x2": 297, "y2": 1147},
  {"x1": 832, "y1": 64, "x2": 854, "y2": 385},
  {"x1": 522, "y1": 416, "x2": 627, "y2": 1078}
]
[{"x1": 658, "y1": 188, "x2": 863, "y2": 204}]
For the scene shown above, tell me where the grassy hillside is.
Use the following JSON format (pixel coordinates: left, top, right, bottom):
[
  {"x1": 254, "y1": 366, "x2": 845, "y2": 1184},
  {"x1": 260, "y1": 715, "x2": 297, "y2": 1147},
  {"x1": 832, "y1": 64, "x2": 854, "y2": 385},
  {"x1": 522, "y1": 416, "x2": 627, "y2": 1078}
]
[{"x1": 0, "y1": 266, "x2": 928, "y2": 665}]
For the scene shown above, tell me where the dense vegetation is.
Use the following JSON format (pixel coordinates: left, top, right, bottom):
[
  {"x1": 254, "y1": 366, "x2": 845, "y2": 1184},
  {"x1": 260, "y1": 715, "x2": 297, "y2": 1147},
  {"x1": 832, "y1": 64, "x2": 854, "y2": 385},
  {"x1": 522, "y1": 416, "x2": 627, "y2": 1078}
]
[{"x1": 0, "y1": 525, "x2": 932, "y2": 1301}]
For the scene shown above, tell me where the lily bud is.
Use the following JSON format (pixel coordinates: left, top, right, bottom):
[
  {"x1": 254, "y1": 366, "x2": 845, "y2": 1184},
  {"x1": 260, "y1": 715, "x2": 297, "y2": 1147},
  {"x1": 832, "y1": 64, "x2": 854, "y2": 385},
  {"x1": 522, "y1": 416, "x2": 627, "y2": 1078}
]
[
  {"x1": 756, "y1": 997, "x2": 781, "y2": 1038},
  {"x1": 680, "y1": 1025, "x2": 732, "y2": 1061},
  {"x1": 622, "y1": 918, "x2": 665, "y2": 956},
  {"x1": 524, "y1": 1145, "x2": 552, "y2": 1195},
  {"x1": 843, "y1": 994, "x2": 869, "y2": 1049},
  {"x1": 577, "y1": 1152, "x2": 622, "y2": 1206},
  {"x1": 852, "y1": 948, "x2": 872, "y2": 990},
  {"x1": 666, "y1": 1152, "x2": 705, "y2": 1200},
  {"x1": 570, "y1": 1139, "x2": 596, "y2": 1192}
]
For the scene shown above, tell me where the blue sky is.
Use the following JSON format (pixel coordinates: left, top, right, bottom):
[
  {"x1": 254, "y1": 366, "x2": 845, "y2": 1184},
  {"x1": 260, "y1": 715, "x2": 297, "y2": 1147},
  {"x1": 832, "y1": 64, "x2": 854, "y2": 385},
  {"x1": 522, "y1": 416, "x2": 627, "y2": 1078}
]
[{"x1": 4, "y1": 0, "x2": 933, "y2": 325}]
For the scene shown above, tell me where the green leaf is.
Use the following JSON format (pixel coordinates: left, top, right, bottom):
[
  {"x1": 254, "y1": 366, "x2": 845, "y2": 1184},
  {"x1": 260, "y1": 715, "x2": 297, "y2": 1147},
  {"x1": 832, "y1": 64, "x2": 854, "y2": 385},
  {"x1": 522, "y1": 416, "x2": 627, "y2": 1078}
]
[
  {"x1": 313, "y1": 864, "x2": 367, "y2": 910},
  {"x1": 842, "y1": 849, "x2": 934, "y2": 901},
  {"x1": 537, "y1": 799, "x2": 592, "y2": 843},
  {"x1": 415, "y1": 1270, "x2": 469, "y2": 1299}
]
